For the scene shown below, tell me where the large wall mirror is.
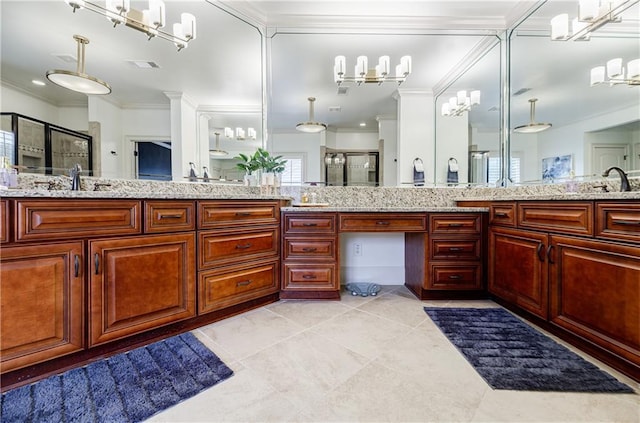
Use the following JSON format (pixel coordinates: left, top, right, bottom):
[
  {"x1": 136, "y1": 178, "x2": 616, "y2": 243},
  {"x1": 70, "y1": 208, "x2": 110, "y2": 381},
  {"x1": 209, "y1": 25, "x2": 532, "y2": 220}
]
[
  {"x1": 509, "y1": 1, "x2": 640, "y2": 185},
  {"x1": 434, "y1": 39, "x2": 502, "y2": 186},
  {"x1": 0, "y1": 1, "x2": 264, "y2": 181}
]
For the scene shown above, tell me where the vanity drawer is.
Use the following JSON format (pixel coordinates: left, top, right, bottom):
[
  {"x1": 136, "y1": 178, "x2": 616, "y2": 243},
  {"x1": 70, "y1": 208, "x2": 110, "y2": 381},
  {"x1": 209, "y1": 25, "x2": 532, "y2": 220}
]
[
  {"x1": 430, "y1": 238, "x2": 481, "y2": 260},
  {"x1": 428, "y1": 264, "x2": 482, "y2": 290},
  {"x1": 518, "y1": 201, "x2": 593, "y2": 236},
  {"x1": 429, "y1": 214, "x2": 481, "y2": 234},
  {"x1": 16, "y1": 199, "x2": 141, "y2": 241},
  {"x1": 339, "y1": 213, "x2": 426, "y2": 232},
  {"x1": 283, "y1": 238, "x2": 336, "y2": 260},
  {"x1": 490, "y1": 203, "x2": 516, "y2": 227},
  {"x1": 283, "y1": 213, "x2": 337, "y2": 234},
  {"x1": 282, "y1": 263, "x2": 337, "y2": 291},
  {"x1": 144, "y1": 200, "x2": 195, "y2": 233},
  {"x1": 199, "y1": 227, "x2": 278, "y2": 269},
  {"x1": 198, "y1": 259, "x2": 279, "y2": 314},
  {"x1": 198, "y1": 200, "x2": 279, "y2": 229},
  {"x1": 596, "y1": 202, "x2": 640, "y2": 243},
  {"x1": 1, "y1": 199, "x2": 9, "y2": 243}
]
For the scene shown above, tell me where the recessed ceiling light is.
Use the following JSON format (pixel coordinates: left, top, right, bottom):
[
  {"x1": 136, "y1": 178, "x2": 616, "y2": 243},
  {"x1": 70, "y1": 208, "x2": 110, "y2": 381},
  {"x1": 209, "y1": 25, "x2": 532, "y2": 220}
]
[
  {"x1": 32, "y1": 79, "x2": 46, "y2": 86},
  {"x1": 359, "y1": 122, "x2": 366, "y2": 127}
]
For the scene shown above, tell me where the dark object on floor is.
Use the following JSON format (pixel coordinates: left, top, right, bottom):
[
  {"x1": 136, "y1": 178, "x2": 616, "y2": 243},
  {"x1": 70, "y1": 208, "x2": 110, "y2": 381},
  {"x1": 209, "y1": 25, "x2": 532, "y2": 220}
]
[
  {"x1": 424, "y1": 307, "x2": 634, "y2": 393},
  {"x1": 1, "y1": 332, "x2": 234, "y2": 422},
  {"x1": 345, "y1": 282, "x2": 381, "y2": 297}
]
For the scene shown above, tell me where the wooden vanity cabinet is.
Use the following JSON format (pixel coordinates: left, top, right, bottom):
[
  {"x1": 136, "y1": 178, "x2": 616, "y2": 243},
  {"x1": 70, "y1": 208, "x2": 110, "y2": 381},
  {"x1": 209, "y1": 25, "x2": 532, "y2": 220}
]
[
  {"x1": 88, "y1": 232, "x2": 196, "y2": 346},
  {"x1": 406, "y1": 212, "x2": 485, "y2": 299},
  {"x1": 488, "y1": 226, "x2": 549, "y2": 319},
  {"x1": 197, "y1": 201, "x2": 280, "y2": 313},
  {"x1": 0, "y1": 199, "x2": 9, "y2": 243},
  {"x1": 0, "y1": 242, "x2": 84, "y2": 373},
  {"x1": 549, "y1": 235, "x2": 640, "y2": 372},
  {"x1": 483, "y1": 199, "x2": 640, "y2": 380},
  {"x1": 281, "y1": 212, "x2": 339, "y2": 299}
]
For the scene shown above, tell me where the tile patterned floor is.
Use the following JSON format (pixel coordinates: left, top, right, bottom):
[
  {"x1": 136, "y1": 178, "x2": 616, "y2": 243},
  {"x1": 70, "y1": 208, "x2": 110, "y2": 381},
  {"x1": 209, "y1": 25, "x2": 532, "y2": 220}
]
[{"x1": 149, "y1": 286, "x2": 640, "y2": 422}]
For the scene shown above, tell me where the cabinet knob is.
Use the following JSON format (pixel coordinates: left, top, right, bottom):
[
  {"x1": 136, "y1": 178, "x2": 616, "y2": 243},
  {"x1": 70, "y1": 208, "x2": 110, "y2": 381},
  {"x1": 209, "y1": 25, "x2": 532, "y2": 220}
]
[
  {"x1": 302, "y1": 274, "x2": 317, "y2": 279},
  {"x1": 235, "y1": 243, "x2": 253, "y2": 250},
  {"x1": 448, "y1": 275, "x2": 463, "y2": 280},
  {"x1": 236, "y1": 280, "x2": 252, "y2": 287},
  {"x1": 74, "y1": 255, "x2": 80, "y2": 278},
  {"x1": 94, "y1": 253, "x2": 100, "y2": 274},
  {"x1": 376, "y1": 221, "x2": 390, "y2": 226},
  {"x1": 159, "y1": 213, "x2": 183, "y2": 219},
  {"x1": 235, "y1": 212, "x2": 251, "y2": 217},
  {"x1": 302, "y1": 247, "x2": 317, "y2": 252},
  {"x1": 302, "y1": 222, "x2": 318, "y2": 227}
]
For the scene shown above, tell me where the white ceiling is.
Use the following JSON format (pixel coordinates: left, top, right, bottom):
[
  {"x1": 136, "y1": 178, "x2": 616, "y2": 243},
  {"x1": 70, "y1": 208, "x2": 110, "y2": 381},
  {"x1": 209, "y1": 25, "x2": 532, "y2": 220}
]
[{"x1": 1, "y1": 0, "x2": 639, "y2": 136}]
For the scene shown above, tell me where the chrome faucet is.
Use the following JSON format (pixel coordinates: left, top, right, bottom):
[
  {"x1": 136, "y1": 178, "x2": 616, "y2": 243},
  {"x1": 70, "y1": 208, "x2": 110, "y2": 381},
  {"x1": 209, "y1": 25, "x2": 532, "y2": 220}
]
[
  {"x1": 602, "y1": 166, "x2": 631, "y2": 192},
  {"x1": 70, "y1": 163, "x2": 82, "y2": 190}
]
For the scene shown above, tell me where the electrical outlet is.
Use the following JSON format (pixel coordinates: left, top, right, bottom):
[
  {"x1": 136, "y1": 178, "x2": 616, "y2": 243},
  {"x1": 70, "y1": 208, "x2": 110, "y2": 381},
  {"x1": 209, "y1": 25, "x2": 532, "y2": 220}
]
[{"x1": 354, "y1": 243, "x2": 362, "y2": 256}]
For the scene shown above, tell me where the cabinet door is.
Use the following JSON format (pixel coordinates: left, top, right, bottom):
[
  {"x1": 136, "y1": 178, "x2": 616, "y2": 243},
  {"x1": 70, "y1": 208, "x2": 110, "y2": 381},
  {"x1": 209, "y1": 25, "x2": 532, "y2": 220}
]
[
  {"x1": 549, "y1": 235, "x2": 640, "y2": 369},
  {"x1": 489, "y1": 227, "x2": 549, "y2": 319},
  {"x1": 1, "y1": 242, "x2": 84, "y2": 373},
  {"x1": 89, "y1": 233, "x2": 195, "y2": 346}
]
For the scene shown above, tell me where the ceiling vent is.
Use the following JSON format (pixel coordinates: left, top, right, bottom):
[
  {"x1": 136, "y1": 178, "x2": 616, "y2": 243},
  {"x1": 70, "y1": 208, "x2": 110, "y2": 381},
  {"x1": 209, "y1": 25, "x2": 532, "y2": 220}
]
[
  {"x1": 328, "y1": 106, "x2": 341, "y2": 112},
  {"x1": 337, "y1": 86, "x2": 349, "y2": 96},
  {"x1": 54, "y1": 54, "x2": 77, "y2": 63},
  {"x1": 487, "y1": 106, "x2": 499, "y2": 112},
  {"x1": 127, "y1": 60, "x2": 161, "y2": 69},
  {"x1": 513, "y1": 87, "x2": 531, "y2": 96}
]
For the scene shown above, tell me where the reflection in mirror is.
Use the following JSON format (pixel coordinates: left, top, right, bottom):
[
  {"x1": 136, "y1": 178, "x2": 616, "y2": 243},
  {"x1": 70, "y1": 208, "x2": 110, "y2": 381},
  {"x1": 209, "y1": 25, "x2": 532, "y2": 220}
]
[
  {"x1": 510, "y1": 1, "x2": 640, "y2": 185},
  {"x1": 0, "y1": 1, "x2": 263, "y2": 182},
  {"x1": 435, "y1": 40, "x2": 501, "y2": 186}
]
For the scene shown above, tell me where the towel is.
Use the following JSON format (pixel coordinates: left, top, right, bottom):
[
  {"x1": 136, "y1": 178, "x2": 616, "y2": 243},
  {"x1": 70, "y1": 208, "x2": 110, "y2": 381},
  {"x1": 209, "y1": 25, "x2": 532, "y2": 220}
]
[
  {"x1": 413, "y1": 158, "x2": 424, "y2": 172},
  {"x1": 448, "y1": 158, "x2": 459, "y2": 172}
]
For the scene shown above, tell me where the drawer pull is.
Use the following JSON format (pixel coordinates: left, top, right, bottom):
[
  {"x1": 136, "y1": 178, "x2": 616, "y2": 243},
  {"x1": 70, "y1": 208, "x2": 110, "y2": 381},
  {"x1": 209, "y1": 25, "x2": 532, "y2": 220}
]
[
  {"x1": 612, "y1": 220, "x2": 640, "y2": 226},
  {"x1": 159, "y1": 213, "x2": 183, "y2": 219},
  {"x1": 447, "y1": 223, "x2": 463, "y2": 227},
  {"x1": 302, "y1": 247, "x2": 318, "y2": 252},
  {"x1": 302, "y1": 223, "x2": 318, "y2": 227},
  {"x1": 74, "y1": 255, "x2": 80, "y2": 278},
  {"x1": 536, "y1": 242, "x2": 545, "y2": 262},
  {"x1": 302, "y1": 274, "x2": 317, "y2": 279},
  {"x1": 235, "y1": 212, "x2": 252, "y2": 217},
  {"x1": 94, "y1": 253, "x2": 100, "y2": 274},
  {"x1": 448, "y1": 247, "x2": 464, "y2": 251},
  {"x1": 235, "y1": 243, "x2": 253, "y2": 250},
  {"x1": 448, "y1": 275, "x2": 463, "y2": 280},
  {"x1": 236, "y1": 280, "x2": 252, "y2": 287},
  {"x1": 376, "y1": 221, "x2": 390, "y2": 226},
  {"x1": 494, "y1": 212, "x2": 508, "y2": 218},
  {"x1": 547, "y1": 245, "x2": 555, "y2": 264}
]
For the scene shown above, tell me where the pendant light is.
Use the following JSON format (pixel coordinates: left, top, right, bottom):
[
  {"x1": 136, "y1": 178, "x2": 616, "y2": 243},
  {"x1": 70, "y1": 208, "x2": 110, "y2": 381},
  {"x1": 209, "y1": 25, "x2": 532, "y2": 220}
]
[
  {"x1": 46, "y1": 35, "x2": 111, "y2": 95},
  {"x1": 296, "y1": 97, "x2": 327, "y2": 133},
  {"x1": 209, "y1": 132, "x2": 228, "y2": 156},
  {"x1": 513, "y1": 98, "x2": 552, "y2": 134}
]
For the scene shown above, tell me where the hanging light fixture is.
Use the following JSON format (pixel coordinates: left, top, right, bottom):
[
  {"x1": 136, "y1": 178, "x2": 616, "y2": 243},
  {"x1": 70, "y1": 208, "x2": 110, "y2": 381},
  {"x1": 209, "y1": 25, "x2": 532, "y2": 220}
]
[
  {"x1": 64, "y1": 0, "x2": 196, "y2": 51},
  {"x1": 334, "y1": 55, "x2": 412, "y2": 86},
  {"x1": 296, "y1": 97, "x2": 327, "y2": 133},
  {"x1": 441, "y1": 90, "x2": 481, "y2": 116},
  {"x1": 513, "y1": 98, "x2": 552, "y2": 134},
  {"x1": 550, "y1": 0, "x2": 638, "y2": 41},
  {"x1": 209, "y1": 132, "x2": 228, "y2": 156},
  {"x1": 46, "y1": 35, "x2": 111, "y2": 95},
  {"x1": 591, "y1": 57, "x2": 640, "y2": 86},
  {"x1": 223, "y1": 127, "x2": 257, "y2": 140}
]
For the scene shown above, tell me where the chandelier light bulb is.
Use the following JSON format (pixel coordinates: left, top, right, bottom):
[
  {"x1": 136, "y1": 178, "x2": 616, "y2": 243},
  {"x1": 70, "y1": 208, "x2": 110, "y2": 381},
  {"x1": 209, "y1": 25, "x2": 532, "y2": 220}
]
[
  {"x1": 579, "y1": 0, "x2": 599, "y2": 20},
  {"x1": 149, "y1": 0, "x2": 165, "y2": 28},
  {"x1": 224, "y1": 127, "x2": 234, "y2": 138},
  {"x1": 628, "y1": 59, "x2": 640, "y2": 79},
  {"x1": 550, "y1": 14, "x2": 569, "y2": 40},
  {"x1": 456, "y1": 90, "x2": 467, "y2": 106},
  {"x1": 607, "y1": 58, "x2": 623, "y2": 78},
  {"x1": 181, "y1": 13, "x2": 196, "y2": 40},
  {"x1": 470, "y1": 90, "x2": 481, "y2": 106},
  {"x1": 590, "y1": 66, "x2": 606, "y2": 86},
  {"x1": 334, "y1": 55, "x2": 411, "y2": 86}
]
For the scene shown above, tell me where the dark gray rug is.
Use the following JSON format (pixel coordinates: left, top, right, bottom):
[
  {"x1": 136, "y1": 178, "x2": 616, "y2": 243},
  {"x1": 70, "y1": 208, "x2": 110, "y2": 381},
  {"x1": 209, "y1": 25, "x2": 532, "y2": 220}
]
[
  {"x1": 424, "y1": 307, "x2": 634, "y2": 393},
  {"x1": 1, "y1": 332, "x2": 234, "y2": 422}
]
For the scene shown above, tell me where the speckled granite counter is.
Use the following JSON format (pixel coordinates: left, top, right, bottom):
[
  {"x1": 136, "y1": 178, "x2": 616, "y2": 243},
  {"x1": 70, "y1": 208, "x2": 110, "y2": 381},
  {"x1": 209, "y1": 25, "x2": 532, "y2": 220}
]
[
  {"x1": 4, "y1": 174, "x2": 638, "y2": 206},
  {"x1": 281, "y1": 206, "x2": 489, "y2": 212}
]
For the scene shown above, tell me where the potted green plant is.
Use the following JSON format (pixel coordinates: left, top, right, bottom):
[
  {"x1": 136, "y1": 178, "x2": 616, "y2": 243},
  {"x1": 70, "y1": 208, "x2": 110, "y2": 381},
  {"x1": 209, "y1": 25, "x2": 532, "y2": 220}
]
[
  {"x1": 250, "y1": 148, "x2": 287, "y2": 193},
  {"x1": 234, "y1": 152, "x2": 260, "y2": 186}
]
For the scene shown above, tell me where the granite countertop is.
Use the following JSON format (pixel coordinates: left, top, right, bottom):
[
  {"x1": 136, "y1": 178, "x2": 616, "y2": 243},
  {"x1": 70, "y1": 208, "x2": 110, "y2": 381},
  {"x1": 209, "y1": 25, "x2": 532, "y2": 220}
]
[
  {"x1": 0, "y1": 189, "x2": 289, "y2": 201},
  {"x1": 456, "y1": 191, "x2": 640, "y2": 202},
  {"x1": 281, "y1": 206, "x2": 489, "y2": 212}
]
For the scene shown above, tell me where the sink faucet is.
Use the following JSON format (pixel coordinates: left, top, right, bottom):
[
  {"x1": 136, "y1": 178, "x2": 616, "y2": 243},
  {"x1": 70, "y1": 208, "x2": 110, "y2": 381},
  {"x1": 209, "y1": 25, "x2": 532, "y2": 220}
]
[
  {"x1": 70, "y1": 163, "x2": 82, "y2": 190},
  {"x1": 602, "y1": 166, "x2": 631, "y2": 192}
]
